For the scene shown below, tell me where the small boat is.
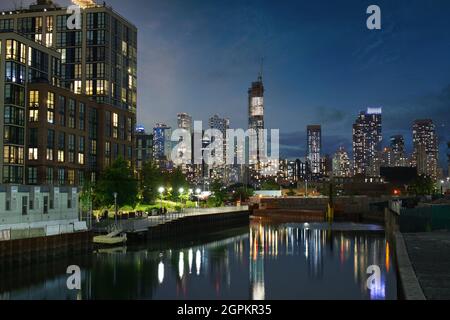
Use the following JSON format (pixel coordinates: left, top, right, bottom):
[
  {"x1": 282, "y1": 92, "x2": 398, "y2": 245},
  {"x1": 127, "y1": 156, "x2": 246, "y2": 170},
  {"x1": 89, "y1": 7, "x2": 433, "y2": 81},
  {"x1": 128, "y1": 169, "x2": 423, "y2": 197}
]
[{"x1": 93, "y1": 233, "x2": 127, "y2": 245}]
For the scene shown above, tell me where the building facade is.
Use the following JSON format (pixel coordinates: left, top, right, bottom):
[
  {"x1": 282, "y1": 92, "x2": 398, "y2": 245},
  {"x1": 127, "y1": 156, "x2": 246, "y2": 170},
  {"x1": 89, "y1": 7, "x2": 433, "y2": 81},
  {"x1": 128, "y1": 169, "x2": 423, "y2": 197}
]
[
  {"x1": 389, "y1": 135, "x2": 408, "y2": 167},
  {"x1": 26, "y1": 82, "x2": 134, "y2": 186},
  {"x1": 332, "y1": 147, "x2": 351, "y2": 178},
  {"x1": 248, "y1": 73, "x2": 264, "y2": 185},
  {"x1": 153, "y1": 123, "x2": 172, "y2": 169},
  {"x1": 1, "y1": 0, "x2": 138, "y2": 185},
  {"x1": 307, "y1": 125, "x2": 321, "y2": 177},
  {"x1": 135, "y1": 127, "x2": 153, "y2": 172},
  {"x1": 177, "y1": 113, "x2": 192, "y2": 132},
  {"x1": 412, "y1": 119, "x2": 438, "y2": 179},
  {"x1": 352, "y1": 108, "x2": 382, "y2": 177},
  {"x1": 208, "y1": 114, "x2": 230, "y2": 183},
  {"x1": 0, "y1": 184, "x2": 86, "y2": 240},
  {"x1": 2, "y1": 0, "x2": 137, "y2": 112},
  {"x1": 0, "y1": 32, "x2": 61, "y2": 184}
]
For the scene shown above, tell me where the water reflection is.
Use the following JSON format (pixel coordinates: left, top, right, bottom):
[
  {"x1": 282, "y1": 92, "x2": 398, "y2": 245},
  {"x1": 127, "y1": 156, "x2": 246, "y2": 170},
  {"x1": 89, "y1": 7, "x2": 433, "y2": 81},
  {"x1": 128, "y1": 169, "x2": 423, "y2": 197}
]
[
  {"x1": 249, "y1": 222, "x2": 395, "y2": 300},
  {"x1": 0, "y1": 222, "x2": 396, "y2": 300}
]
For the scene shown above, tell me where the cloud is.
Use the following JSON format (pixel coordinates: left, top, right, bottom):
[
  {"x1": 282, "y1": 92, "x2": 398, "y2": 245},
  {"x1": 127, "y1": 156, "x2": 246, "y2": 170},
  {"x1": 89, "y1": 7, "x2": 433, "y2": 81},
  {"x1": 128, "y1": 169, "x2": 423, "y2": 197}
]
[{"x1": 279, "y1": 131, "x2": 351, "y2": 159}]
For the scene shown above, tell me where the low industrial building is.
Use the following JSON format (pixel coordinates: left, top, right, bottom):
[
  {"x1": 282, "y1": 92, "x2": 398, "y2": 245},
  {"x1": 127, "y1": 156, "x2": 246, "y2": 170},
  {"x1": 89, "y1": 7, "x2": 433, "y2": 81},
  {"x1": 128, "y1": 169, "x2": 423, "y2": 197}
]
[{"x1": 0, "y1": 185, "x2": 87, "y2": 241}]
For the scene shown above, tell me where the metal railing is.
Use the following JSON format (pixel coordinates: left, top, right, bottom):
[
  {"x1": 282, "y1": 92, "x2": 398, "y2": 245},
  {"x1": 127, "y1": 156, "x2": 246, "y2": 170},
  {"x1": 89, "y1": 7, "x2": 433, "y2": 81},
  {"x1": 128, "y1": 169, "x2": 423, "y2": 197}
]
[{"x1": 101, "y1": 206, "x2": 249, "y2": 233}]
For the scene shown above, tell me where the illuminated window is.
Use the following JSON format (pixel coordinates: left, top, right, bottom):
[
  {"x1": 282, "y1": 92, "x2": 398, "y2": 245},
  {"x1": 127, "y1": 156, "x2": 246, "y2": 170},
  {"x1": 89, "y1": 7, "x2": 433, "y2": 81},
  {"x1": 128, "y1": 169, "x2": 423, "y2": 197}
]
[
  {"x1": 59, "y1": 48, "x2": 66, "y2": 63},
  {"x1": 28, "y1": 148, "x2": 38, "y2": 160},
  {"x1": 35, "y1": 17, "x2": 43, "y2": 32},
  {"x1": 29, "y1": 109, "x2": 39, "y2": 122},
  {"x1": 68, "y1": 170, "x2": 75, "y2": 185},
  {"x1": 86, "y1": 80, "x2": 93, "y2": 95},
  {"x1": 112, "y1": 113, "x2": 118, "y2": 138},
  {"x1": 6, "y1": 39, "x2": 16, "y2": 60},
  {"x1": 47, "y1": 92, "x2": 55, "y2": 109},
  {"x1": 122, "y1": 41, "x2": 127, "y2": 56},
  {"x1": 74, "y1": 80, "x2": 82, "y2": 94},
  {"x1": 46, "y1": 16, "x2": 54, "y2": 32},
  {"x1": 29, "y1": 91, "x2": 39, "y2": 107},
  {"x1": 46, "y1": 148, "x2": 54, "y2": 161},
  {"x1": 97, "y1": 80, "x2": 107, "y2": 95},
  {"x1": 47, "y1": 92, "x2": 55, "y2": 124},
  {"x1": 78, "y1": 153, "x2": 84, "y2": 165},
  {"x1": 3, "y1": 146, "x2": 24, "y2": 164},
  {"x1": 57, "y1": 150, "x2": 65, "y2": 162},
  {"x1": 45, "y1": 33, "x2": 53, "y2": 47},
  {"x1": 121, "y1": 88, "x2": 127, "y2": 103}
]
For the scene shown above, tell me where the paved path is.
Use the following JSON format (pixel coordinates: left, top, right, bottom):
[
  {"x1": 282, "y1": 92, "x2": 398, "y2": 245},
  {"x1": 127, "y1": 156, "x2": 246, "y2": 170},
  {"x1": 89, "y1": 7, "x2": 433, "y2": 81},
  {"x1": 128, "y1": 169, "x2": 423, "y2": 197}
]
[{"x1": 403, "y1": 231, "x2": 450, "y2": 300}]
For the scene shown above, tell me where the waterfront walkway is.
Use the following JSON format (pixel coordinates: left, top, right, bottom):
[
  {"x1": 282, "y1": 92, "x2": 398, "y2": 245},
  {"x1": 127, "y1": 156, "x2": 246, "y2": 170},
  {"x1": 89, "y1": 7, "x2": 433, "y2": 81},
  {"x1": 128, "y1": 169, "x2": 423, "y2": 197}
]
[
  {"x1": 403, "y1": 231, "x2": 450, "y2": 299},
  {"x1": 97, "y1": 206, "x2": 249, "y2": 234}
]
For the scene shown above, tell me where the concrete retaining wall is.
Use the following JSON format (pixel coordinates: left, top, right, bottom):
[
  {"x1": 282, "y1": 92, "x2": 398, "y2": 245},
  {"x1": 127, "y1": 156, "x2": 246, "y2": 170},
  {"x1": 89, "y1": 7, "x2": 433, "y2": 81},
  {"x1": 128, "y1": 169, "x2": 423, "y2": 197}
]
[
  {"x1": 128, "y1": 211, "x2": 250, "y2": 242},
  {"x1": 0, "y1": 231, "x2": 92, "y2": 268}
]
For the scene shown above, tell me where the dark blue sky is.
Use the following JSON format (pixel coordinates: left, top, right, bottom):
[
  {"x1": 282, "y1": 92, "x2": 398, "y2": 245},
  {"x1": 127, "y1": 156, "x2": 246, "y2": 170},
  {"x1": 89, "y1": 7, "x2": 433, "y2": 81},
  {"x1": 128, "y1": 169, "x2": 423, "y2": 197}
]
[{"x1": 3, "y1": 0, "x2": 450, "y2": 166}]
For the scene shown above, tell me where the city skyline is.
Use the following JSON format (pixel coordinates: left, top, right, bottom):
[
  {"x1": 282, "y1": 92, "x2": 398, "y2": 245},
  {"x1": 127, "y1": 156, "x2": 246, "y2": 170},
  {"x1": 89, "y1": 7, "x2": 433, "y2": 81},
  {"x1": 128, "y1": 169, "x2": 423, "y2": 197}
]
[{"x1": 1, "y1": 0, "x2": 449, "y2": 167}]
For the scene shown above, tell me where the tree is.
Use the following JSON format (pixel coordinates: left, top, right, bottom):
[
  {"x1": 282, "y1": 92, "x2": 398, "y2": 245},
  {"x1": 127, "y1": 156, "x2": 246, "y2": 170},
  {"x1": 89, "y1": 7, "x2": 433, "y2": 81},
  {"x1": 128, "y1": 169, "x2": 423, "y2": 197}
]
[
  {"x1": 208, "y1": 179, "x2": 227, "y2": 207},
  {"x1": 230, "y1": 187, "x2": 254, "y2": 203},
  {"x1": 79, "y1": 180, "x2": 94, "y2": 212},
  {"x1": 261, "y1": 179, "x2": 280, "y2": 191},
  {"x1": 164, "y1": 167, "x2": 188, "y2": 201},
  {"x1": 95, "y1": 157, "x2": 138, "y2": 208},
  {"x1": 409, "y1": 175, "x2": 435, "y2": 196},
  {"x1": 140, "y1": 161, "x2": 163, "y2": 203}
]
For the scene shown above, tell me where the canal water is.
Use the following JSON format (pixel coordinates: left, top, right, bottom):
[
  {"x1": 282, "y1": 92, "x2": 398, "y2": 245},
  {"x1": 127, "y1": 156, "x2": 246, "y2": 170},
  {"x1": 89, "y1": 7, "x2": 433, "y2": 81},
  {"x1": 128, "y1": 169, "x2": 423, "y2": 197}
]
[{"x1": 0, "y1": 220, "x2": 397, "y2": 300}]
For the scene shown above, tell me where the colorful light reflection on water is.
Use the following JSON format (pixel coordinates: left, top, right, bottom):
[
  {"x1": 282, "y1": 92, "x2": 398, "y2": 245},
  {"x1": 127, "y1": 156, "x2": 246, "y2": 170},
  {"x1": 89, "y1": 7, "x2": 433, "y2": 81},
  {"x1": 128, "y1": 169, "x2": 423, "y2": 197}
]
[{"x1": 0, "y1": 221, "x2": 396, "y2": 300}]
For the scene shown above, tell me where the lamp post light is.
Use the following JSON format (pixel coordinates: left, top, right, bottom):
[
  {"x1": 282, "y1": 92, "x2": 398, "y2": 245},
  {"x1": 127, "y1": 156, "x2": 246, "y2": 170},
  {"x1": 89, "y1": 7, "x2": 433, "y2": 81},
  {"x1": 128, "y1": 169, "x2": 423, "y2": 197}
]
[
  {"x1": 195, "y1": 188, "x2": 201, "y2": 208},
  {"x1": 113, "y1": 192, "x2": 118, "y2": 224},
  {"x1": 179, "y1": 188, "x2": 184, "y2": 211},
  {"x1": 158, "y1": 187, "x2": 165, "y2": 209},
  {"x1": 441, "y1": 180, "x2": 445, "y2": 195}
]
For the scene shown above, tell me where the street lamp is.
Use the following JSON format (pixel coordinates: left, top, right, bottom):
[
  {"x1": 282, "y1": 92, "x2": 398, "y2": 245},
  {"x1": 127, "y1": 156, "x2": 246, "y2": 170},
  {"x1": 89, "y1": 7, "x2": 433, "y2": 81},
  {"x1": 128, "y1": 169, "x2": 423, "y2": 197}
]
[
  {"x1": 179, "y1": 188, "x2": 184, "y2": 211},
  {"x1": 158, "y1": 187, "x2": 164, "y2": 209},
  {"x1": 441, "y1": 180, "x2": 445, "y2": 195},
  {"x1": 195, "y1": 188, "x2": 201, "y2": 208},
  {"x1": 113, "y1": 192, "x2": 118, "y2": 224}
]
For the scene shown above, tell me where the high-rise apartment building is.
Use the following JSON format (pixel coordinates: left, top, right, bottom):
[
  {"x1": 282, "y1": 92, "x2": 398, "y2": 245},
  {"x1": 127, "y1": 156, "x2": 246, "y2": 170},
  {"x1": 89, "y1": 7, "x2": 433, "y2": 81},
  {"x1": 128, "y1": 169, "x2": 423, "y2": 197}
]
[
  {"x1": 153, "y1": 123, "x2": 172, "y2": 168},
  {"x1": 307, "y1": 125, "x2": 321, "y2": 176},
  {"x1": 412, "y1": 119, "x2": 438, "y2": 179},
  {"x1": 2, "y1": 0, "x2": 137, "y2": 112},
  {"x1": 248, "y1": 72, "x2": 264, "y2": 185},
  {"x1": 390, "y1": 135, "x2": 408, "y2": 167},
  {"x1": 135, "y1": 126, "x2": 153, "y2": 172},
  {"x1": 352, "y1": 108, "x2": 382, "y2": 176},
  {"x1": 208, "y1": 114, "x2": 230, "y2": 183},
  {"x1": 332, "y1": 147, "x2": 351, "y2": 177},
  {"x1": 177, "y1": 113, "x2": 192, "y2": 132},
  {"x1": 1, "y1": 0, "x2": 137, "y2": 185},
  {"x1": 0, "y1": 32, "x2": 61, "y2": 184}
]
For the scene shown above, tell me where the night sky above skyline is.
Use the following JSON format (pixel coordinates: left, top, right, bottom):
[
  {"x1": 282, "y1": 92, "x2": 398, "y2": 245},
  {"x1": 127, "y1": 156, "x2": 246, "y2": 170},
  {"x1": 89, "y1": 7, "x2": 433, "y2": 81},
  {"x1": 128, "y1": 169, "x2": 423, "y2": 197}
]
[{"x1": 2, "y1": 0, "x2": 450, "y2": 166}]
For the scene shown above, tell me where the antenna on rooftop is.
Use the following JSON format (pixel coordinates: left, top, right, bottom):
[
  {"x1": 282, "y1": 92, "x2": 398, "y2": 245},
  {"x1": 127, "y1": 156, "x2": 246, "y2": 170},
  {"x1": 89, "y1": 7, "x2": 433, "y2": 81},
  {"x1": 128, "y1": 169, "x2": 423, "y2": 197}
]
[{"x1": 258, "y1": 57, "x2": 264, "y2": 81}]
